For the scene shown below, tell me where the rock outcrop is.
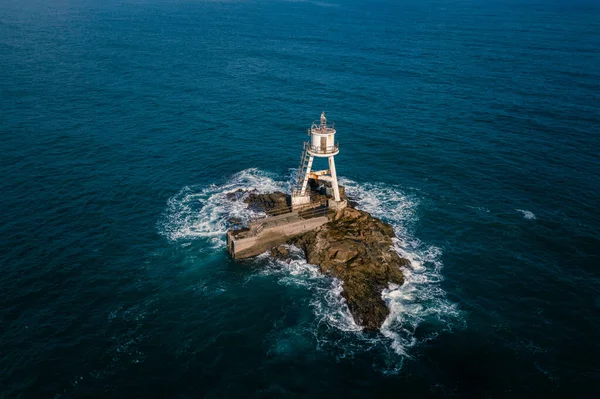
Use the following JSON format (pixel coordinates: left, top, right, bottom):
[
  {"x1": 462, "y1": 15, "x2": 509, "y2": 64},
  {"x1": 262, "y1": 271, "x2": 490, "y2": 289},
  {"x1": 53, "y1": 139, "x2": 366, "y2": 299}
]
[
  {"x1": 270, "y1": 245, "x2": 291, "y2": 261},
  {"x1": 230, "y1": 191, "x2": 409, "y2": 331},
  {"x1": 292, "y1": 207, "x2": 408, "y2": 330},
  {"x1": 243, "y1": 191, "x2": 290, "y2": 215}
]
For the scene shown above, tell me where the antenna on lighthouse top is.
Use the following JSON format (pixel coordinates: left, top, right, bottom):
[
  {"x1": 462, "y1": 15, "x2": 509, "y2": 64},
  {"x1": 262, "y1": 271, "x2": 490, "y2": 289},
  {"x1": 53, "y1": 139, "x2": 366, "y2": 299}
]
[{"x1": 320, "y1": 111, "x2": 327, "y2": 127}]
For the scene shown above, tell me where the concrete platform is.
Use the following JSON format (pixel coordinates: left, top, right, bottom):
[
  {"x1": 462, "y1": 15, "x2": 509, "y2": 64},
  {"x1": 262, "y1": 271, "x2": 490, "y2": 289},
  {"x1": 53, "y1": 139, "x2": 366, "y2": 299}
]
[{"x1": 226, "y1": 207, "x2": 331, "y2": 259}]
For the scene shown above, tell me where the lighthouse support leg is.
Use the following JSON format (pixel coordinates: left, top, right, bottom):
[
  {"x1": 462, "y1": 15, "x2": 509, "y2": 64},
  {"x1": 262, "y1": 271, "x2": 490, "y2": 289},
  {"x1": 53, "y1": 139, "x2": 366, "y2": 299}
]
[{"x1": 328, "y1": 156, "x2": 341, "y2": 202}]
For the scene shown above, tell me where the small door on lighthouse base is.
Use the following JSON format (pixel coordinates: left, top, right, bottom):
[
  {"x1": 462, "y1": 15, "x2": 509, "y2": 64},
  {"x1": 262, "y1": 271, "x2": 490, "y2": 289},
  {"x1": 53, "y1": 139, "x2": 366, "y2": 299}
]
[{"x1": 321, "y1": 136, "x2": 327, "y2": 152}]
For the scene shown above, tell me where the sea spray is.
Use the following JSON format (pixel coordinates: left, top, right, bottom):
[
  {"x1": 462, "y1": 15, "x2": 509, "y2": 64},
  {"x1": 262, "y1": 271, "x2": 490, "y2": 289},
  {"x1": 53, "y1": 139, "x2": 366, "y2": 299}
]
[
  {"x1": 341, "y1": 178, "x2": 462, "y2": 356},
  {"x1": 158, "y1": 169, "x2": 287, "y2": 247}
]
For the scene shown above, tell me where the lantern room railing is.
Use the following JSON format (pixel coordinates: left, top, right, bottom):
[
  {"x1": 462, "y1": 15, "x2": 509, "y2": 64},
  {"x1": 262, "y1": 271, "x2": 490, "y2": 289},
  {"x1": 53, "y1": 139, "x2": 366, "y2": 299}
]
[
  {"x1": 306, "y1": 142, "x2": 339, "y2": 155},
  {"x1": 309, "y1": 126, "x2": 336, "y2": 135}
]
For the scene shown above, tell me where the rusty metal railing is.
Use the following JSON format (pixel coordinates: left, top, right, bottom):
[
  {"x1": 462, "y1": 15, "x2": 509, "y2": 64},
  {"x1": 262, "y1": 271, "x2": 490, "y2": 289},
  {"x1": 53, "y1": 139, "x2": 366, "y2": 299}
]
[
  {"x1": 249, "y1": 200, "x2": 328, "y2": 221},
  {"x1": 307, "y1": 143, "x2": 339, "y2": 155},
  {"x1": 244, "y1": 201, "x2": 331, "y2": 237},
  {"x1": 296, "y1": 205, "x2": 331, "y2": 220}
]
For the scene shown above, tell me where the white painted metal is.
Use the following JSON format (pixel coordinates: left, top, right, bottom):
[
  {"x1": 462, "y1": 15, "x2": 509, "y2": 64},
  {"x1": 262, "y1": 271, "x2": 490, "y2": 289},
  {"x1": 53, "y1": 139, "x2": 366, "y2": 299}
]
[
  {"x1": 299, "y1": 155, "x2": 314, "y2": 196},
  {"x1": 292, "y1": 112, "x2": 343, "y2": 208},
  {"x1": 328, "y1": 155, "x2": 341, "y2": 202},
  {"x1": 306, "y1": 111, "x2": 339, "y2": 157}
]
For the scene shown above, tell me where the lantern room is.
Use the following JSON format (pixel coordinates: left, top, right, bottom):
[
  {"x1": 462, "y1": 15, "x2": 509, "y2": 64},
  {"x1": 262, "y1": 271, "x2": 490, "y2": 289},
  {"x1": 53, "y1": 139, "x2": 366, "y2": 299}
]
[{"x1": 307, "y1": 112, "x2": 339, "y2": 157}]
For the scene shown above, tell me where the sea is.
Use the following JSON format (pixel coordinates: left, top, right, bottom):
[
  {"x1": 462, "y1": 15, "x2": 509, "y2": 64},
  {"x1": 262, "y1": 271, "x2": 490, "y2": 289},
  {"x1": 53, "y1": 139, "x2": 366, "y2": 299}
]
[{"x1": 1, "y1": 0, "x2": 599, "y2": 397}]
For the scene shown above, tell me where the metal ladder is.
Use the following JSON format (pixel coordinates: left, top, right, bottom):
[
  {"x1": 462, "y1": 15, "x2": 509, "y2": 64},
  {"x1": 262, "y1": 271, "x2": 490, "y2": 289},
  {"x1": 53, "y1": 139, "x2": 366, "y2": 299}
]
[{"x1": 295, "y1": 143, "x2": 312, "y2": 195}]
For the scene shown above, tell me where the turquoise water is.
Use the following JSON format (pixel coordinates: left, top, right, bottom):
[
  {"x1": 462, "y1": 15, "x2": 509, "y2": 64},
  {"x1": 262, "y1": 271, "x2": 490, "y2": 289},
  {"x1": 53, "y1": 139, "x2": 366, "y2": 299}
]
[{"x1": 1, "y1": 0, "x2": 599, "y2": 397}]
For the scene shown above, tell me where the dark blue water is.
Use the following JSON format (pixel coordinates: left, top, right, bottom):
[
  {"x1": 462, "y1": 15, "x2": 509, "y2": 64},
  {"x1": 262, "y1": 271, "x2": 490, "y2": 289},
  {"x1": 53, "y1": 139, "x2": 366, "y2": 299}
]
[{"x1": 2, "y1": 0, "x2": 599, "y2": 397}]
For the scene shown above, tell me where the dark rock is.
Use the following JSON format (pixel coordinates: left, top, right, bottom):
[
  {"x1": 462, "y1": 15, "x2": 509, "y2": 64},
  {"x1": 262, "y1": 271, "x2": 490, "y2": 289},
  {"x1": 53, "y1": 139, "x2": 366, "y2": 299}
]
[
  {"x1": 244, "y1": 192, "x2": 291, "y2": 215},
  {"x1": 270, "y1": 245, "x2": 290, "y2": 260},
  {"x1": 346, "y1": 197, "x2": 360, "y2": 209},
  {"x1": 228, "y1": 217, "x2": 243, "y2": 225},
  {"x1": 225, "y1": 188, "x2": 245, "y2": 201},
  {"x1": 307, "y1": 179, "x2": 346, "y2": 202},
  {"x1": 292, "y1": 207, "x2": 408, "y2": 331}
]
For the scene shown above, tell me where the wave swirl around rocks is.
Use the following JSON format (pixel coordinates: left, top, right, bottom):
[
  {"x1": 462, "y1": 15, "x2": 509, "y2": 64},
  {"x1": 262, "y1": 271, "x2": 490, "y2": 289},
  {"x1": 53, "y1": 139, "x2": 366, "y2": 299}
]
[
  {"x1": 160, "y1": 169, "x2": 462, "y2": 365},
  {"x1": 291, "y1": 207, "x2": 409, "y2": 331}
]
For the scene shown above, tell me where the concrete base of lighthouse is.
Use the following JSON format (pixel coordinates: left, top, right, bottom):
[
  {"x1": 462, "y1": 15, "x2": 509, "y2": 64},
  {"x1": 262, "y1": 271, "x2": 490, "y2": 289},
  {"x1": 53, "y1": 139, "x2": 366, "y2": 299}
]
[
  {"x1": 291, "y1": 193, "x2": 311, "y2": 211},
  {"x1": 328, "y1": 199, "x2": 348, "y2": 211}
]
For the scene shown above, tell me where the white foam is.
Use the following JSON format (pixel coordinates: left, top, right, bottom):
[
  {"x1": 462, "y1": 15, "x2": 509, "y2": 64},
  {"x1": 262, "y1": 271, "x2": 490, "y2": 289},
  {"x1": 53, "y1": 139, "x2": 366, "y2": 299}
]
[
  {"x1": 314, "y1": 279, "x2": 363, "y2": 332},
  {"x1": 467, "y1": 205, "x2": 490, "y2": 213},
  {"x1": 516, "y1": 209, "x2": 536, "y2": 220},
  {"x1": 341, "y1": 178, "x2": 462, "y2": 356},
  {"x1": 254, "y1": 245, "x2": 362, "y2": 332},
  {"x1": 256, "y1": 245, "x2": 323, "y2": 287},
  {"x1": 158, "y1": 168, "x2": 288, "y2": 248}
]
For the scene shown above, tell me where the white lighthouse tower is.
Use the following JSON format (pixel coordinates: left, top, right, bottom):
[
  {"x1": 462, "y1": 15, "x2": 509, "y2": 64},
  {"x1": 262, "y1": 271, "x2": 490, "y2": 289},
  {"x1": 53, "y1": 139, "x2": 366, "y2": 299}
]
[{"x1": 291, "y1": 112, "x2": 346, "y2": 211}]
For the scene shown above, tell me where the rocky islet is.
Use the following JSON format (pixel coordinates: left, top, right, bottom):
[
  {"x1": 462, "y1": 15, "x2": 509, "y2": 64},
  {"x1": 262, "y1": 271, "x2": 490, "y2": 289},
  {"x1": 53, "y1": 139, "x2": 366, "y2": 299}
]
[{"x1": 232, "y1": 190, "x2": 409, "y2": 331}]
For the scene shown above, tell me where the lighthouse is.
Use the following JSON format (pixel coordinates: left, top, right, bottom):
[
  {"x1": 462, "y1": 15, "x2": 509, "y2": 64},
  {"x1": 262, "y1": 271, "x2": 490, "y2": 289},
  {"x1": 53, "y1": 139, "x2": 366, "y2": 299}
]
[
  {"x1": 227, "y1": 112, "x2": 347, "y2": 259},
  {"x1": 292, "y1": 112, "x2": 346, "y2": 211}
]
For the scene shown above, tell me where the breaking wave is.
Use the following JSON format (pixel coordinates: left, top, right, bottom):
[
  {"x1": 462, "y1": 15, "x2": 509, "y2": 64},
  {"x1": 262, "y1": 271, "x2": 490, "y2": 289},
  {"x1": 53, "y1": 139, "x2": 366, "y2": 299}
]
[
  {"x1": 517, "y1": 209, "x2": 536, "y2": 220},
  {"x1": 158, "y1": 168, "x2": 289, "y2": 248},
  {"x1": 159, "y1": 169, "x2": 462, "y2": 370},
  {"x1": 255, "y1": 245, "x2": 363, "y2": 333},
  {"x1": 341, "y1": 178, "x2": 463, "y2": 361}
]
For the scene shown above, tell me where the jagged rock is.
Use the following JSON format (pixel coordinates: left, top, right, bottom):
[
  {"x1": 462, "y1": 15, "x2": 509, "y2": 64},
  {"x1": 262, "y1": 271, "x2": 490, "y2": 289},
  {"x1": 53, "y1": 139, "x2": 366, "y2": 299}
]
[
  {"x1": 292, "y1": 207, "x2": 409, "y2": 331},
  {"x1": 228, "y1": 217, "x2": 243, "y2": 225},
  {"x1": 232, "y1": 188, "x2": 409, "y2": 331},
  {"x1": 244, "y1": 192, "x2": 290, "y2": 214},
  {"x1": 225, "y1": 188, "x2": 246, "y2": 201},
  {"x1": 270, "y1": 245, "x2": 290, "y2": 260},
  {"x1": 307, "y1": 179, "x2": 347, "y2": 203}
]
